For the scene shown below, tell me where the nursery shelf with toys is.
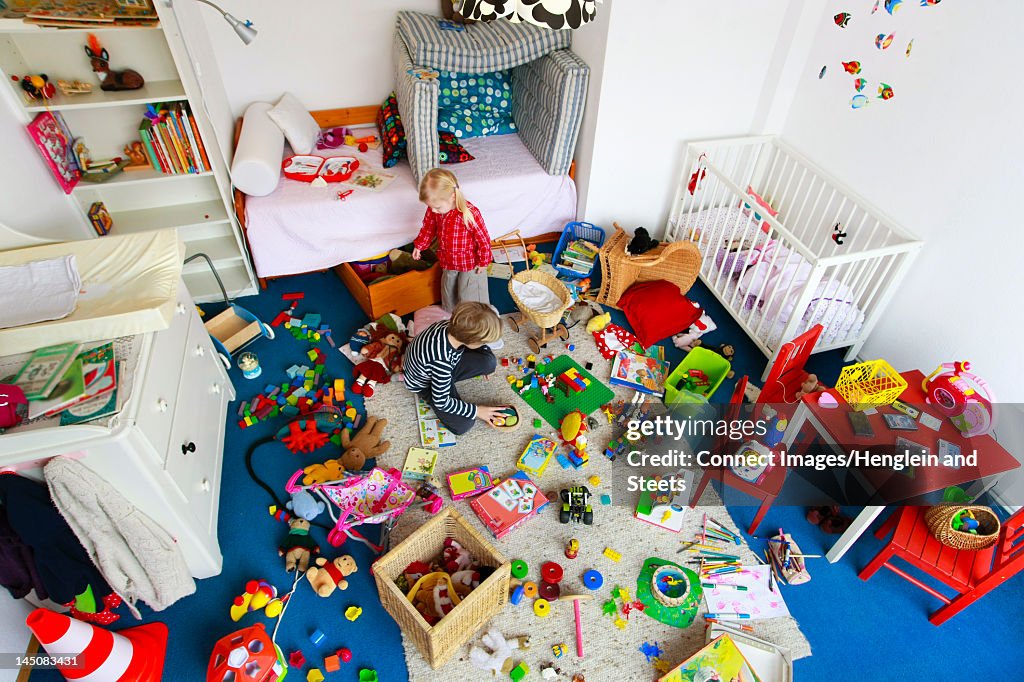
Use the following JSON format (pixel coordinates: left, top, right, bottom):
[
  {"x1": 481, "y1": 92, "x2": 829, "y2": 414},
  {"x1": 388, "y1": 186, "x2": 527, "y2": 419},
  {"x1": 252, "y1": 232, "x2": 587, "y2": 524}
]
[{"x1": 0, "y1": 8, "x2": 256, "y2": 302}]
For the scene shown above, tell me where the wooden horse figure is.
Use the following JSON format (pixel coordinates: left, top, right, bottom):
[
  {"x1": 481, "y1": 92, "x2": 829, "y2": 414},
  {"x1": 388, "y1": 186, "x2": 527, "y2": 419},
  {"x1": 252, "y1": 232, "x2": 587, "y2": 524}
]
[{"x1": 84, "y1": 34, "x2": 144, "y2": 92}]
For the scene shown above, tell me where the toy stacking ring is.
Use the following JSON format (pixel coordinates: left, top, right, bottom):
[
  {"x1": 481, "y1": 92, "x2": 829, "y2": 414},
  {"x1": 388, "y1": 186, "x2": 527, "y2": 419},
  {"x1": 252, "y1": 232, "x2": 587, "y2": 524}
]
[
  {"x1": 541, "y1": 562, "x2": 564, "y2": 584},
  {"x1": 538, "y1": 581, "x2": 561, "y2": 600},
  {"x1": 523, "y1": 581, "x2": 538, "y2": 599},
  {"x1": 511, "y1": 560, "x2": 529, "y2": 579},
  {"x1": 533, "y1": 598, "x2": 551, "y2": 618},
  {"x1": 582, "y1": 569, "x2": 604, "y2": 590}
]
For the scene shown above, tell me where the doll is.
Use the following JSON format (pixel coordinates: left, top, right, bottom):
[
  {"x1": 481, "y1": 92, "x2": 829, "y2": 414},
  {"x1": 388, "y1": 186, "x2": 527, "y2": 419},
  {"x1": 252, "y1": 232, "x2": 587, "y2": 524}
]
[{"x1": 351, "y1": 331, "x2": 408, "y2": 397}]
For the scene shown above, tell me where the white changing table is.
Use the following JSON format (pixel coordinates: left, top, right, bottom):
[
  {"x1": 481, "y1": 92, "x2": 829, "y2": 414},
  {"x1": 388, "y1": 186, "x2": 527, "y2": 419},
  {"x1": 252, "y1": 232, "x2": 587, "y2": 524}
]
[{"x1": 0, "y1": 280, "x2": 234, "y2": 579}]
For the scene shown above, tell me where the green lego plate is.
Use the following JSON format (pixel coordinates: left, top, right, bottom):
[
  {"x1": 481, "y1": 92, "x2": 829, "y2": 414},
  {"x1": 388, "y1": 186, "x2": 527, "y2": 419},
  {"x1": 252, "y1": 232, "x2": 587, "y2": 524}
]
[{"x1": 508, "y1": 355, "x2": 614, "y2": 429}]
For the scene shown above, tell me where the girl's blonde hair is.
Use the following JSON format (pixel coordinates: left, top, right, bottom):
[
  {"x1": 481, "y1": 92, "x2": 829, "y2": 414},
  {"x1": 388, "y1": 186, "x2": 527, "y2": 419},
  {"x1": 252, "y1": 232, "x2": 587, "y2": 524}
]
[
  {"x1": 449, "y1": 302, "x2": 502, "y2": 345},
  {"x1": 419, "y1": 168, "x2": 476, "y2": 227}
]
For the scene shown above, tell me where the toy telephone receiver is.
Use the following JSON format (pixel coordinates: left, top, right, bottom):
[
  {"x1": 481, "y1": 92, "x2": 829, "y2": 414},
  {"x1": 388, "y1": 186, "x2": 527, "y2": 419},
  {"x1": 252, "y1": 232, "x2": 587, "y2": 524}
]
[{"x1": 923, "y1": 361, "x2": 995, "y2": 438}]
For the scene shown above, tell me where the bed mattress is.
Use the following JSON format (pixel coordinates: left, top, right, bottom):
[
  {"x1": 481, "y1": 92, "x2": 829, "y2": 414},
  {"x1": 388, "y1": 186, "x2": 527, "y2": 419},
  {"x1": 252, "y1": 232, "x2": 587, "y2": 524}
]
[
  {"x1": 243, "y1": 133, "x2": 578, "y2": 278},
  {"x1": 0, "y1": 230, "x2": 183, "y2": 355}
]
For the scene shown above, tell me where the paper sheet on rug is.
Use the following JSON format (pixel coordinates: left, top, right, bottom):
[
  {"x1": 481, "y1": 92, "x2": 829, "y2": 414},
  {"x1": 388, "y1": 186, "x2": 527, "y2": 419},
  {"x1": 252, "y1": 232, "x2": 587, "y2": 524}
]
[{"x1": 702, "y1": 564, "x2": 790, "y2": 619}]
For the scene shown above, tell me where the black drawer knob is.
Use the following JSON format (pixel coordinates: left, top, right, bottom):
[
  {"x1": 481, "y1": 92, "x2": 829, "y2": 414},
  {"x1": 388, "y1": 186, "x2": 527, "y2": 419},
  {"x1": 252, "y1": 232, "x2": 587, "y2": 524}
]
[{"x1": 182, "y1": 442, "x2": 197, "y2": 455}]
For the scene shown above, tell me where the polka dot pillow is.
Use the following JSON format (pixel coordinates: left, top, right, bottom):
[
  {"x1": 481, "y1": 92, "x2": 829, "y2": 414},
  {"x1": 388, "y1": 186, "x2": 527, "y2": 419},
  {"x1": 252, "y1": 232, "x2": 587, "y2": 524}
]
[
  {"x1": 437, "y1": 70, "x2": 517, "y2": 139},
  {"x1": 376, "y1": 92, "x2": 406, "y2": 168},
  {"x1": 439, "y1": 131, "x2": 475, "y2": 164}
]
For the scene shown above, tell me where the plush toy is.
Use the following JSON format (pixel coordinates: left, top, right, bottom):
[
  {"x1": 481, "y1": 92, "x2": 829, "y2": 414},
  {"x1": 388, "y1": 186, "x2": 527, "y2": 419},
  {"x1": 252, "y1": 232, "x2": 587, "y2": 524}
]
[
  {"x1": 302, "y1": 458, "x2": 345, "y2": 485},
  {"x1": 795, "y1": 374, "x2": 827, "y2": 400},
  {"x1": 671, "y1": 312, "x2": 717, "y2": 352},
  {"x1": 410, "y1": 573, "x2": 459, "y2": 625},
  {"x1": 468, "y1": 629, "x2": 531, "y2": 676},
  {"x1": 451, "y1": 569, "x2": 483, "y2": 599},
  {"x1": 714, "y1": 343, "x2": 736, "y2": 379},
  {"x1": 84, "y1": 34, "x2": 144, "y2": 92},
  {"x1": 743, "y1": 382, "x2": 763, "y2": 403},
  {"x1": 339, "y1": 416, "x2": 391, "y2": 470},
  {"x1": 286, "y1": 489, "x2": 325, "y2": 521},
  {"x1": 352, "y1": 332, "x2": 408, "y2": 397},
  {"x1": 278, "y1": 518, "x2": 318, "y2": 573},
  {"x1": 305, "y1": 555, "x2": 358, "y2": 597},
  {"x1": 625, "y1": 227, "x2": 660, "y2": 256},
  {"x1": 585, "y1": 311, "x2": 611, "y2": 333},
  {"x1": 442, "y1": 538, "x2": 472, "y2": 574}
]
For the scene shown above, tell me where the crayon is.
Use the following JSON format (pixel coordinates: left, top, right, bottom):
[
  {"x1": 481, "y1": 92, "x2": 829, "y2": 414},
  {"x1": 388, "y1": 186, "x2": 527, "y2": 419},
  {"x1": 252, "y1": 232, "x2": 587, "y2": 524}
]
[
  {"x1": 701, "y1": 583, "x2": 749, "y2": 591},
  {"x1": 705, "y1": 612, "x2": 751, "y2": 619}
]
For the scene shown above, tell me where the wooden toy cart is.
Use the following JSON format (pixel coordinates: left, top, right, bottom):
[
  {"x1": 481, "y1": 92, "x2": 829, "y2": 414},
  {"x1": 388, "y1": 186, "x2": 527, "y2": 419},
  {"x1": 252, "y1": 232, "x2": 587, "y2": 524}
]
[{"x1": 507, "y1": 269, "x2": 572, "y2": 354}]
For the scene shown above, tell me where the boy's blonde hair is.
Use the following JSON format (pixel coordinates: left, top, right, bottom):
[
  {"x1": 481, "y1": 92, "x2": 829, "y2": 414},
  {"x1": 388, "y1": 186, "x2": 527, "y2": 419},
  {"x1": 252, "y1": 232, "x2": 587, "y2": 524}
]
[
  {"x1": 448, "y1": 302, "x2": 501, "y2": 345},
  {"x1": 419, "y1": 168, "x2": 476, "y2": 228}
]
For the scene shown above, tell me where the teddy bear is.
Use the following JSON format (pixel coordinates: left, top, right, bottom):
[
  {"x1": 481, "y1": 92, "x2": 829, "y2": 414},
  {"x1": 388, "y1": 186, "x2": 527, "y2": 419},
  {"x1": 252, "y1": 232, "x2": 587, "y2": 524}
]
[
  {"x1": 302, "y1": 458, "x2": 345, "y2": 485},
  {"x1": 278, "y1": 518, "x2": 318, "y2": 573},
  {"x1": 410, "y1": 573, "x2": 459, "y2": 625},
  {"x1": 286, "y1": 489, "x2": 325, "y2": 520},
  {"x1": 352, "y1": 331, "x2": 408, "y2": 397},
  {"x1": 625, "y1": 226, "x2": 660, "y2": 256},
  {"x1": 468, "y1": 629, "x2": 531, "y2": 676},
  {"x1": 339, "y1": 416, "x2": 391, "y2": 471},
  {"x1": 795, "y1": 373, "x2": 827, "y2": 400},
  {"x1": 305, "y1": 555, "x2": 358, "y2": 597}
]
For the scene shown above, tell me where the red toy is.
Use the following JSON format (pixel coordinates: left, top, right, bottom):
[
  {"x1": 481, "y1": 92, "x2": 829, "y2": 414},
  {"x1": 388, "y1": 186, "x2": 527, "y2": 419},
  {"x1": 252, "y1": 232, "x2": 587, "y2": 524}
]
[
  {"x1": 281, "y1": 419, "x2": 330, "y2": 453},
  {"x1": 208, "y1": 623, "x2": 287, "y2": 682},
  {"x1": 282, "y1": 155, "x2": 358, "y2": 183}
]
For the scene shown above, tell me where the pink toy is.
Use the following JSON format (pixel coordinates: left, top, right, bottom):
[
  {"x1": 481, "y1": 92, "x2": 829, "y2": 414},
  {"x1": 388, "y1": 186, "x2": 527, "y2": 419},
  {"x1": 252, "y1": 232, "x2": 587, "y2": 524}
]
[
  {"x1": 923, "y1": 362, "x2": 995, "y2": 437},
  {"x1": 317, "y1": 127, "x2": 351, "y2": 149}
]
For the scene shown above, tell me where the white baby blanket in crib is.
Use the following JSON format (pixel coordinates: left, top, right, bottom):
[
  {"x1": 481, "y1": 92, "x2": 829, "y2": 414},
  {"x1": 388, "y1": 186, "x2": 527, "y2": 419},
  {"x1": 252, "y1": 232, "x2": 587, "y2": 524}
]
[{"x1": 0, "y1": 255, "x2": 81, "y2": 330}]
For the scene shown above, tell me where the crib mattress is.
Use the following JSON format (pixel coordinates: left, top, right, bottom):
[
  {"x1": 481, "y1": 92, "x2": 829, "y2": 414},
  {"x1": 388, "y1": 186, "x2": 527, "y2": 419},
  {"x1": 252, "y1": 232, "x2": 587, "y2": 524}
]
[
  {"x1": 244, "y1": 132, "x2": 578, "y2": 278},
  {"x1": 0, "y1": 230, "x2": 183, "y2": 356}
]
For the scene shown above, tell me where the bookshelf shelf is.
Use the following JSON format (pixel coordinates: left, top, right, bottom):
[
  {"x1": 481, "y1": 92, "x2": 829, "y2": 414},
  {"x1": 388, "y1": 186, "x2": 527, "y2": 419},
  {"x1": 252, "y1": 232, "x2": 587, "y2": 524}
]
[
  {"x1": 22, "y1": 79, "x2": 187, "y2": 112},
  {"x1": 108, "y1": 199, "x2": 228, "y2": 234},
  {"x1": 71, "y1": 169, "x2": 213, "y2": 191}
]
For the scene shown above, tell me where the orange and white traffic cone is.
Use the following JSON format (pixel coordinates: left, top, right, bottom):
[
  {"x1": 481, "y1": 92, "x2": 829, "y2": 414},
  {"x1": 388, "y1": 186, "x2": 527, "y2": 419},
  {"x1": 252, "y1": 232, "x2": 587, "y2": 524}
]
[{"x1": 26, "y1": 608, "x2": 167, "y2": 682}]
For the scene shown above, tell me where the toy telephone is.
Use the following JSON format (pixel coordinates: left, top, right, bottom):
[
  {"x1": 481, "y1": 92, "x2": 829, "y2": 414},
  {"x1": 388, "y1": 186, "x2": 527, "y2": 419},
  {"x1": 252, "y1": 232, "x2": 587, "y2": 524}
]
[{"x1": 923, "y1": 361, "x2": 995, "y2": 438}]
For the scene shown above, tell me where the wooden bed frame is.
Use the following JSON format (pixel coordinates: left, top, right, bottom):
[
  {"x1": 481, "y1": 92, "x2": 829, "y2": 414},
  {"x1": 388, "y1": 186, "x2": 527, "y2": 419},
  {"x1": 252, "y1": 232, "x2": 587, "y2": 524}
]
[{"x1": 231, "y1": 105, "x2": 573, "y2": 289}]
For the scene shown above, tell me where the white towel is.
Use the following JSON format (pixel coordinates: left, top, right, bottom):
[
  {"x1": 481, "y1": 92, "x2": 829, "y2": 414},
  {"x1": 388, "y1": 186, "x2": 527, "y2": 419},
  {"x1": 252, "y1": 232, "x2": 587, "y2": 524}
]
[
  {"x1": 511, "y1": 280, "x2": 563, "y2": 314},
  {"x1": 0, "y1": 255, "x2": 80, "y2": 329}
]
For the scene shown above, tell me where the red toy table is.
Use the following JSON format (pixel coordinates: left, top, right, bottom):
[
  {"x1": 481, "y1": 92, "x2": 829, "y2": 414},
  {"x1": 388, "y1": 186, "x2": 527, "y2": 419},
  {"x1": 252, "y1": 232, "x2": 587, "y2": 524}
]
[{"x1": 780, "y1": 369, "x2": 1020, "y2": 562}]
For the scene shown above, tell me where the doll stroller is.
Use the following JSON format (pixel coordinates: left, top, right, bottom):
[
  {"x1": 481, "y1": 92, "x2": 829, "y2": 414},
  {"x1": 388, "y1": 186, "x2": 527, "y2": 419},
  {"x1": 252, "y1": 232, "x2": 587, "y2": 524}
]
[
  {"x1": 285, "y1": 467, "x2": 418, "y2": 552},
  {"x1": 507, "y1": 269, "x2": 572, "y2": 354}
]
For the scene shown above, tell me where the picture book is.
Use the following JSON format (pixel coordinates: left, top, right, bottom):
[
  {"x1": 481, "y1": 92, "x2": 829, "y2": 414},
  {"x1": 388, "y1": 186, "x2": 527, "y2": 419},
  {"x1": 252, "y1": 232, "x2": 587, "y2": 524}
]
[
  {"x1": 402, "y1": 447, "x2": 439, "y2": 481},
  {"x1": 515, "y1": 435, "x2": 558, "y2": 478},
  {"x1": 446, "y1": 466, "x2": 495, "y2": 501},
  {"x1": 882, "y1": 412, "x2": 918, "y2": 431},
  {"x1": 701, "y1": 565, "x2": 790, "y2": 621},
  {"x1": 62, "y1": 361, "x2": 121, "y2": 426},
  {"x1": 416, "y1": 397, "x2": 457, "y2": 447},
  {"x1": 610, "y1": 350, "x2": 669, "y2": 397},
  {"x1": 659, "y1": 634, "x2": 763, "y2": 682},
  {"x1": 469, "y1": 470, "x2": 548, "y2": 539},
  {"x1": 13, "y1": 342, "x2": 82, "y2": 400},
  {"x1": 26, "y1": 112, "x2": 79, "y2": 194},
  {"x1": 27, "y1": 358, "x2": 85, "y2": 419},
  {"x1": 730, "y1": 441, "x2": 774, "y2": 485}
]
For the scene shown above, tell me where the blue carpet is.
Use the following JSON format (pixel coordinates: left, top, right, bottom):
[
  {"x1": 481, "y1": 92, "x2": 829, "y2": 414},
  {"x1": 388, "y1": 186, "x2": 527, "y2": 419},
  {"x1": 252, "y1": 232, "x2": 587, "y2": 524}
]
[{"x1": 30, "y1": 260, "x2": 1024, "y2": 681}]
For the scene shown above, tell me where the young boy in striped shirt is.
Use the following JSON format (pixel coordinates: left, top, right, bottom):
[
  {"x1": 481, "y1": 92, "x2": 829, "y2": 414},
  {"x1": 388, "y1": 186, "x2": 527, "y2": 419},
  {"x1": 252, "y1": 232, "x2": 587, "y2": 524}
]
[{"x1": 403, "y1": 302, "x2": 509, "y2": 435}]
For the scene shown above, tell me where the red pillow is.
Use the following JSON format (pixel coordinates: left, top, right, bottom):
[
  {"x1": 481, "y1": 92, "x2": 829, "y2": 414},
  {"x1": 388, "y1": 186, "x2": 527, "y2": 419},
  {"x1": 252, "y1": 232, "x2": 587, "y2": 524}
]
[{"x1": 617, "y1": 280, "x2": 703, "y2": 348}]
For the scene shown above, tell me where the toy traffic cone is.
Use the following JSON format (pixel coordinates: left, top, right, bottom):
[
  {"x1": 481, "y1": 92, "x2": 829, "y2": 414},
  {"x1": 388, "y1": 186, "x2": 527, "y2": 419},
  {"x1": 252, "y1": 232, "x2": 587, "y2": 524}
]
[{"x1": 26, "y1": 607, "x2": 167, "y2": 682}]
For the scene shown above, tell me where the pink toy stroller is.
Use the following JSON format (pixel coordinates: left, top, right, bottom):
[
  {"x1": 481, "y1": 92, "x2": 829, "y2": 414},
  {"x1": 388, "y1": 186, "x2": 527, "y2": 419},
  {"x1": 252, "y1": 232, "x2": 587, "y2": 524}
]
[{"x1": 286, "y1": 467, "x2": 417, "y2": 552}]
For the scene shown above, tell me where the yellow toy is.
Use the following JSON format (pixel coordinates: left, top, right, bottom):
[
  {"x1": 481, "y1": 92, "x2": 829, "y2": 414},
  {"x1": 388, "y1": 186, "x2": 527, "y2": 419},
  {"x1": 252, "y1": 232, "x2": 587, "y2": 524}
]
[
  {"x1": 302, "y1": 458, "x2": 344, "y2": 485},
  {"x1": 586, "y1": 312, "x2": 611, "y2": 333}
]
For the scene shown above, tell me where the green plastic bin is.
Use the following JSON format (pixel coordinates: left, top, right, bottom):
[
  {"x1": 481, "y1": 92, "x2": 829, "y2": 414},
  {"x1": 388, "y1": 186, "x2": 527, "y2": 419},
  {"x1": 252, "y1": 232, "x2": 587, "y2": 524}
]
[{"x1": 664, "y1": 347, "x2": 732, "y2": 403}]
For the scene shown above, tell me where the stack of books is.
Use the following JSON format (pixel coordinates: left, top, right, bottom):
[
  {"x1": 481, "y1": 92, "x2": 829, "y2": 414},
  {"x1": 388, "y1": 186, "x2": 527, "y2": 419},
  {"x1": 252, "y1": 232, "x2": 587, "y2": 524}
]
[
  {"x1": 23, "y1": 1, "x2": 159, "y2": 29},
  {"x1": 12, "y1": 342, "x2": 120, "y2": 424},
  {"x1": 558, "y1": 238, "x2": 600, "y2": 275},
  {"x1": 138, "y1": 103, "x2": 212, "y2": 175}
]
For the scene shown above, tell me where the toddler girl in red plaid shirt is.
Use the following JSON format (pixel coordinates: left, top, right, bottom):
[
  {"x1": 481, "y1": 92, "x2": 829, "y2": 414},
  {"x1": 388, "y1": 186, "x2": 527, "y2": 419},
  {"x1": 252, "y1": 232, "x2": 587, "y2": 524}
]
[{"x1": 412, "y1": 168, "x2": 492, "y2": 312}]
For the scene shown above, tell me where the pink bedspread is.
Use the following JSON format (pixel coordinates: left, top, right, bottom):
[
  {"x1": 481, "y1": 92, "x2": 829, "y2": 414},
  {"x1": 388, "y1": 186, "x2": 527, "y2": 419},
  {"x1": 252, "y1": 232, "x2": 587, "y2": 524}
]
[{"x1": 243, "y1": 133, "x2": 577, "y2": 278}]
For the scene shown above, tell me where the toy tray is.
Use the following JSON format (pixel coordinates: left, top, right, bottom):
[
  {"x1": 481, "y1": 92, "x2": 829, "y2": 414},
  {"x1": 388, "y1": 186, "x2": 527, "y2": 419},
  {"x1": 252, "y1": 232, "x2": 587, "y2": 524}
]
[
  {"x1": 553, "y1": 221, "x2": 605, "y2": 280},
  {"x1": 282, "y1": 155, "x2": 359, "y2": 183}
]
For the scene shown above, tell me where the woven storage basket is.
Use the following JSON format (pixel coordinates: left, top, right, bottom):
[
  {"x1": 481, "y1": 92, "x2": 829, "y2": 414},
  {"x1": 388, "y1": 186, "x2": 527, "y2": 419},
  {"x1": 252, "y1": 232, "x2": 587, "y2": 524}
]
[
  {"x1": 373, "y1": 508, "x2": 511, "y2": 668},
  {"x1": 508, "y1": 269, "x2": 572, "y2": 329},
  {"x1": 595, "y1": 224, "x2": 702, "y2": 307},
  {"x1": 924, "y1": 505, "x2": 1001, "y2": 551}
]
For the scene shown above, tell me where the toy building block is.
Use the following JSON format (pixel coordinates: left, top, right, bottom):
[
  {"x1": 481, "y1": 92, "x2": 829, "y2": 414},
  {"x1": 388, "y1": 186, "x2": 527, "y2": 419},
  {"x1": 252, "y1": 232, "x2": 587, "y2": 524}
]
[
  {"x1": 345, "y1": 606, "x2": 363, "y2": 621},
  {"x1": 510, "y1": 662, "x2": 530, "y2": 681},
  {"x1": 324, "y1": 655, "x2": 340, "y2": 672},
  {"x1": 603, "y1": 547, "x2": 622, "y2": 562},
  {"x1": 289, "y1": 650, "x2": 307, "y2": 668},
  {"x1": 358, "y1": 669, "x2": 378, "y2": 682},
  {"x1": 533, "y1": 418, "x2": 543, "y2": 429},
  {"x1": 282, "y1": 292, "x2": 305, "y2": 301},
  {"x1": 552, "y1": 643, "x2": 567, "y2": 658},
  {"x1": 337, "y1": 648, "x2": 353, "y2": 662},
  {"x1": 600, "y1": 494, "x2": 611, "y2": 505},
  {"x1": 334, "y1": 379, "x2": 346, "y2": 399},
  {"x1": 310, "y1": 629, "x2": 326, "y2": 646},
  {"x1": 307, "y1": 669, "x2": 325, "y2": 682}
]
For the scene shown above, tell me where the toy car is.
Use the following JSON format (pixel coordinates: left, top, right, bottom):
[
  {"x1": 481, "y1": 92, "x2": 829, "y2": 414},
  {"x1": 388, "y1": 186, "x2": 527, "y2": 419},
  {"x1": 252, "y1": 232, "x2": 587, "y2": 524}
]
[{"x1": 559, "y1": 486, "x2": 593, "y2": 525}]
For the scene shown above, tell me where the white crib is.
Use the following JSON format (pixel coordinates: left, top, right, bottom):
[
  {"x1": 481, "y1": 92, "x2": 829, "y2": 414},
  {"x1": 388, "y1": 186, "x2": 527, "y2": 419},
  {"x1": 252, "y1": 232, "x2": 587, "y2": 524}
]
[{"x1": 665, "y1": 136, "x2": 923, "y2": 380}]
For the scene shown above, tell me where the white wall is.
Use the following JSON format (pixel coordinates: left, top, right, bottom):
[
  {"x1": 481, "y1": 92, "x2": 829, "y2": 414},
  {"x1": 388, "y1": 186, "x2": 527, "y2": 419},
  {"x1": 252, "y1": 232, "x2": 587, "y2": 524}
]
[
  {"x1": 0, "y1": 88, "x2": 89, "y2": 240},
  {"x1": 781, "y1": 0, "x2": 1024, "y2": 400},
  {"x1": 575, "y1": 0, "x2": 793, "y2": 235},
  {"x1": 197, "y1": 0, "x2": 437, "y2": 117}
]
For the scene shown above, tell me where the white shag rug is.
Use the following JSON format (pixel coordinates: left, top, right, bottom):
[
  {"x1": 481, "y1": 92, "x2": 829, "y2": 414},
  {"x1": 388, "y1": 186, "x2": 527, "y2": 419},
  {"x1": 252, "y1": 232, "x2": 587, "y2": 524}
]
[{"x1": 365, "y1": 315, "x2": 811, "y2": 681}]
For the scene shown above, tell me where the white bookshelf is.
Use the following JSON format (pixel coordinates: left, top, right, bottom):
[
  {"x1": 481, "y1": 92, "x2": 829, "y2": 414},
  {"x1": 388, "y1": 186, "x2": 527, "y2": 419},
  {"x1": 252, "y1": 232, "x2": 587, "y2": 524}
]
[{"x1": 0, "y1": 9, "x2": 256, "y2": 302}]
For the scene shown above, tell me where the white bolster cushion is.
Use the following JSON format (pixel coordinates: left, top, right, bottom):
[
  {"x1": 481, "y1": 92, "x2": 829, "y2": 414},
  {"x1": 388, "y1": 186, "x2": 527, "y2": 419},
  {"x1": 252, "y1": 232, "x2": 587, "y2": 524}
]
[{"x1": 231, "y1": 102, "x2": 284, "y2": 197}]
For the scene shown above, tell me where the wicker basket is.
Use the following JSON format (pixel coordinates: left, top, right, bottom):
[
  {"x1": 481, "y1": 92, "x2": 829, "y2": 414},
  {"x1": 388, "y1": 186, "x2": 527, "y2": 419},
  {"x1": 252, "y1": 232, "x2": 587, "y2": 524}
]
[
  {"x1": 924, "y1": 505, "x2": 1001, "y2": 551},
  {"x1": 508, "y1": 269, "x2": 572, "y2": 329},
  {"x1": 595, "y1": 224, "x2": 702, "y2": 307},
  {"x1": 372, "y1": 508, "x2": 511, "y2": 668},
  {"x1": 834, "y1": 359, "x2": 907, "y2": 411}
]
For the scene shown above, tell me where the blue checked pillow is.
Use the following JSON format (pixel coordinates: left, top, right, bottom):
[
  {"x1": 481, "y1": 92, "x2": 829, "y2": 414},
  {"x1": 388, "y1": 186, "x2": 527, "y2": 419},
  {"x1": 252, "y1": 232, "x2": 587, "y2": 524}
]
[{"x1": 437, "y1": 70, "x2": 516, "y2": 139}]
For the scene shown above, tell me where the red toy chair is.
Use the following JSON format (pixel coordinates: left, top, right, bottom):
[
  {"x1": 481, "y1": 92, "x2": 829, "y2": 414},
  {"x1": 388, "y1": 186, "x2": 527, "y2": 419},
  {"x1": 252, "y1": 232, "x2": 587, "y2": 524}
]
[
  {"x1": 859, "y1": 506, "x2": 1024, "y2": 625},
  {"x1": 758, "y1": 324, "x2": 824, "y2": 405},
  {"x1": 689, "y1": 375, "x2": 789, "y2": 535}
]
